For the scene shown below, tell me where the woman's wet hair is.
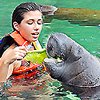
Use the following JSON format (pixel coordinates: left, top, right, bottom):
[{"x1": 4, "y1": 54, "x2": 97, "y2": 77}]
[{"x1": 12, "y1": 2, "x2": 42, "y2": 30}]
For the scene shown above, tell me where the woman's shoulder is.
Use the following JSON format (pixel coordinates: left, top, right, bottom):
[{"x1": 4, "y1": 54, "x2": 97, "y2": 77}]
[{"x1": 0, "y1": 34, "x2": 15, "y2": 57}]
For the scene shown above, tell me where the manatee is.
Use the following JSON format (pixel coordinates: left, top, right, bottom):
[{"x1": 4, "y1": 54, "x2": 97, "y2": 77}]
[
  {"x1": 40, "y1": 4, "x2": 100, "y2": 26},
  {"x1": 44, "y1": 33, "x2": 100, "y2": 99}
]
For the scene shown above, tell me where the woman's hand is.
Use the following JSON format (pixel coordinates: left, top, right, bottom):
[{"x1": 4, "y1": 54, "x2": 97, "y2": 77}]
[{"x1": 1, "y1": 46, "x2": 27, "y2": 65}]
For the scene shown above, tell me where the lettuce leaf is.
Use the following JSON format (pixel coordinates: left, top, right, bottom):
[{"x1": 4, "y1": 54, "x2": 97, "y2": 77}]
[{"x1": 24, "y1": 49, "x2": 47, "y2": 64}]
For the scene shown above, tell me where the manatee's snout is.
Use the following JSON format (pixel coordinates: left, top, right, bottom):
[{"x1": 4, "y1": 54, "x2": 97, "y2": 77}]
[
  {"x1": 40, "y1": 5, "x2": 57, "y2": 15},
  {"x1": 46, "y1": 33, "x2": 69, "y2": 60},
  {"x1": 44, "y1": 58, "x2": 57, "y2": 72}
]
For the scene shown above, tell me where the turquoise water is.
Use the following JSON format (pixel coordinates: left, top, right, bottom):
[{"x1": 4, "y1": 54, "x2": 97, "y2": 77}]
[{"x1": 0, "y1": 0, "x2": 100, "y2": 100}]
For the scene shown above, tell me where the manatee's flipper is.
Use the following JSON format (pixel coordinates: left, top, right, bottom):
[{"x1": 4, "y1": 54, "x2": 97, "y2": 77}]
[{"x1": 44, "y1": 58, "x2": 64, "y2": 79}]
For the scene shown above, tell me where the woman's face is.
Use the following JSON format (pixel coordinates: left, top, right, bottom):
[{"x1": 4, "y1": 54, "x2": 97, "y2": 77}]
[{"x1": 15, "y1": 10, "x2": 43, "y2": 42}]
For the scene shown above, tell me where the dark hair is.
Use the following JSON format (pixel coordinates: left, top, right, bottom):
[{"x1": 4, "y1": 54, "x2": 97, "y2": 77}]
[{"x1": 12, "y1": 2, "x2": 42, "y2": 30}]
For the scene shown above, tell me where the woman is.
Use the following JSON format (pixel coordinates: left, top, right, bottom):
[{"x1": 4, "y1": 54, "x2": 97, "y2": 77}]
[{"x1": 0, "y1": 2, "x2": 43, "y2": 82}]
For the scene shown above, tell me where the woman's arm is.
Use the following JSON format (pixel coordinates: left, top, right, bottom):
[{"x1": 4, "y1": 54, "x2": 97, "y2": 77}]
[
  {"x1": 0, "y1": 58, "x2": 11, "y2": 82},
  {"x1": 0, "y1": 44, "x2": 27, "y2": 82}
]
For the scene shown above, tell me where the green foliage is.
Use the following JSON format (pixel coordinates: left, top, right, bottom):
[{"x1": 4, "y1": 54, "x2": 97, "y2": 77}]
[{"x1": 24, "y1": 49, "x2": 47, "y2": 64}]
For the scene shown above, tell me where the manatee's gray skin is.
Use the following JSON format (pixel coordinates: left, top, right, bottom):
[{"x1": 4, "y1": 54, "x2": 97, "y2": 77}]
[
  {"x1": 39, "y1": 4, "x2": 57, "y2": 15},
  {"x1": 44, "y1": 33, "x2": 100, "y2": 99},
  {"x1": 40, "y1": 4, "x2": 100, "y2": 26}
]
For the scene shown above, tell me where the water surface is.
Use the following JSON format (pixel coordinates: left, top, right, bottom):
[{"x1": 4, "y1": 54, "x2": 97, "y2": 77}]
[{"x1": 0, "y1": 0, "x2": 100, "y2": 100}]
